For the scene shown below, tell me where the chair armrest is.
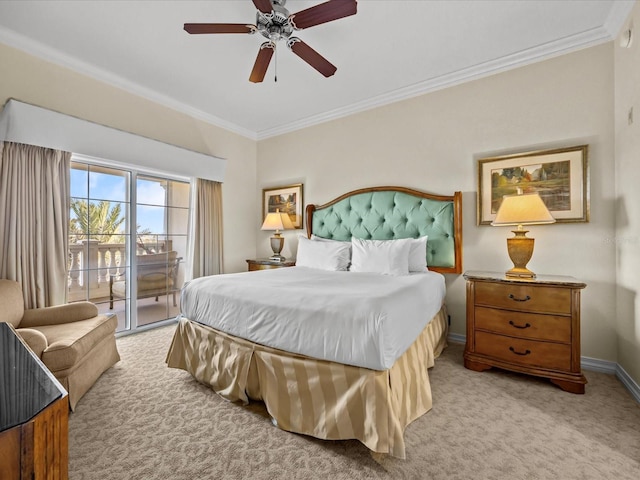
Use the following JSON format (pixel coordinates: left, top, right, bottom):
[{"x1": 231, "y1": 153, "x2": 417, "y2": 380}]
[
  {"x1": 16, "y1": 328, "x2": 48, "y2": 358},
  {"x1": 171, "y1": 257, "x2": 183, "y2": 280},
  {"x1": 20, "y1": 302, "x2": 100, "y2": 328}
]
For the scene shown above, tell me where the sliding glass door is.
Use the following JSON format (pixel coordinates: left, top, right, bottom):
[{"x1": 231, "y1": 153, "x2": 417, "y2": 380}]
[
  {"x1": 134, "y1": 174, "x2": 189, "y2": 328},
  {"x1": 68, "y1": 159, "x2": 190, "y2": 333}
]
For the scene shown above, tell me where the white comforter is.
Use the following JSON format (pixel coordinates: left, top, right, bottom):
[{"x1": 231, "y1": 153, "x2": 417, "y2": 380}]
[{"x1": 180, "y1": 266, "x2": 446, "y2": 370}]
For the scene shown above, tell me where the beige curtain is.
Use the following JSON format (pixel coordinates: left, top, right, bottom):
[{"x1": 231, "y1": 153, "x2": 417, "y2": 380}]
[
  {"x1": 0, "y1": 142, "x2": 71, "y2": 308},
  {"x1": 188, "y1": 178, "x2": 223, "y2": 279}
]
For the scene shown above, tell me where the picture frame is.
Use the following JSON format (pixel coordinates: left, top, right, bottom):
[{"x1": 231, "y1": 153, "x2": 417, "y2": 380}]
[
  {"x1": 477, "y1": 145, "x2": 589, "y2": 225},
  {"x1": 262, "y1": 183, "x2": 304, "y2": 229}
]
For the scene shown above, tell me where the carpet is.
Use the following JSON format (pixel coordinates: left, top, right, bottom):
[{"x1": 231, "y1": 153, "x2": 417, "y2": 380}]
[{"x1": 68, "y1": 324, "x2": 640, "y2": 479}]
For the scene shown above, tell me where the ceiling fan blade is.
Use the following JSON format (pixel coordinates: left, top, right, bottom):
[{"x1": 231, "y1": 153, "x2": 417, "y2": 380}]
[
  {"x1": 184, "y1": 23, "x2": 256, "y2": 34},
  {"x1": 252, "y1": 0, "x2": 274, "y2": 15},
  {"x1": 249, "y1": 42, "x2": 275, "y2": 83},
  {"x1": 287, "y1": 38, "x2": 337, "y2": 77},
  {"x1": 289, "y1": 0, "x2": 357, "y2": 30}
]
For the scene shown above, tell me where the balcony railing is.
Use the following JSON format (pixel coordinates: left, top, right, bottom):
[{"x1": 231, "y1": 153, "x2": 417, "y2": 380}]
[{"x1": 68, "y1": 239, "x2": 173, "y2": 303}]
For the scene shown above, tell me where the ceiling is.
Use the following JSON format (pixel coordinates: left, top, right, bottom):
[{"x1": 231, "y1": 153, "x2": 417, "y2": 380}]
[{"x1": 0, "y1": 1, "x2": 634, "y2": 140}]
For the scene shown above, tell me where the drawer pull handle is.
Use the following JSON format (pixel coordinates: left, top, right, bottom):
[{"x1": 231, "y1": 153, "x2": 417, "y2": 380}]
[
  {"x1": 509, "y1": 320, "x2": 531, "y2": 329},
  {"x1": 509, "y1": 294, "x2": 531, "y2": 302},
  {"x1": 509, "y1": 346, "x2": 531, "y2": 356}
]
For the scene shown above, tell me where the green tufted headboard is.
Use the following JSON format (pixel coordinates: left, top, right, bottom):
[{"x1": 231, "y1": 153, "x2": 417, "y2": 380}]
[{"x1": 306, "y1": 186, "x2": 463, "y2": 274}]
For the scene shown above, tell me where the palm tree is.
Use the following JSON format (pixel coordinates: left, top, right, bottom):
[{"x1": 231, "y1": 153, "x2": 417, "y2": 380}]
[{"x1": 69, "y1": 200, "x2": 125, "y2": 244}]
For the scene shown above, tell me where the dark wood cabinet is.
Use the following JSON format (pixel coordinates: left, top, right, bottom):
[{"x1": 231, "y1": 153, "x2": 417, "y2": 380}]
[{"x1": 0, "y1": 323, "x2": 69, "y2": 479}]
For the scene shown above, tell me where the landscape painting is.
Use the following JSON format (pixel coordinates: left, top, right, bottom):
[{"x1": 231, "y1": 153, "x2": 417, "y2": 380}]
[
  {"x1": 490, "y1": 160, "x2": 571, "y2": 214},
  {"x1": 478, "y1": 145, "x2": 589, "y2": 224},
  {"x1": 262, "y1": 183, "x2": 304, "y2": 229}
]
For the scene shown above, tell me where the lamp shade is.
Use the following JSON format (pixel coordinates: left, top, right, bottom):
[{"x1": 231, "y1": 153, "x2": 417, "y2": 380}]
[
  {"x1": 491, "y1": 192, "x2": 555, "y2": 227},
  {"x1": 261, "y1": 209, "x2": 294, "y2": 262},
  {"x1": 491, "y1": 189, "x2": 555, "y2": 278},
  {"x1": 261, "y1": 209, "x2": 294, "y2": 232}
]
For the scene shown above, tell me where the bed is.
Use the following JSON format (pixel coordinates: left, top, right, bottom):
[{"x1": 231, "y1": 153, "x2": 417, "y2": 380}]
[{"x1": 166, "y1": 186, "x2": 462, "y2": 458}]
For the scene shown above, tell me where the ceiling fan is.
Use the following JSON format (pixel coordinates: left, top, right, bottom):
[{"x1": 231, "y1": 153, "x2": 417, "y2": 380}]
[{"x1": 184, "y1": 0, "x2": 358, "y2": 83}]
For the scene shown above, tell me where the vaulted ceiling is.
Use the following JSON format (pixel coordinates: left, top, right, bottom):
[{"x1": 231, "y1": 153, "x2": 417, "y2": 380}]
[{"x1": 0, "y1": 1, "x2": 634, "y2": 139}]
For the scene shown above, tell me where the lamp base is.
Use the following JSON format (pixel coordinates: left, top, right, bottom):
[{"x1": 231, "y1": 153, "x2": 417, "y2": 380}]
[
  {"x1": 269, "y1": 234, "x2": 286, "y2": 262},
  {"x1": 505, "y1": 267, "x2": 536, "y2": 278},
  {"x1": 505, "y1": 231, "x2": 536, "y2": 278}
]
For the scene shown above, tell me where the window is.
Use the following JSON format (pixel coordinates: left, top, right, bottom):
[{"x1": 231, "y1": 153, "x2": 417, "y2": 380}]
[{"x1": 68, "y1": 158, "x2": 190, "y2": 333}]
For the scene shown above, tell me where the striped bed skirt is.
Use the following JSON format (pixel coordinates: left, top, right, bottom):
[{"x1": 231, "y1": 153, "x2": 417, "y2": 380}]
[{"x1": 165, "y1": 306, "x2": 448, "y2": 459}]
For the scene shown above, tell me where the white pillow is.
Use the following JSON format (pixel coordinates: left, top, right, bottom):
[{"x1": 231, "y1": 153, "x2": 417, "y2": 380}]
[
  {"x1": 311, "y1": 234, "x2": 352, "y2": 256},
  {"x1": 408, "y1": 236, "x2": 428, "y2": 272},
  {"x1": 350, "y1": 238, "x2": 412, "y2": 276},
  {"x1": 296, "y1": 235, "x2": 351, "y2": 271},
  {"x1": 311, "y1": 234, "x2": 348, "y2": 243},
  {"x1": 311, "y1": 234, "x2": 350, "y2": 246}
]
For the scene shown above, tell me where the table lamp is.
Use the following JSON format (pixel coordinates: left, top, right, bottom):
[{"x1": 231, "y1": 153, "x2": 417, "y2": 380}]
[
  {"x1": 261, "y1": 209, "x2": 294, "y2": 261},
  {"x1": 491, "y1": 188, "x2": 555, "y2": 278}
]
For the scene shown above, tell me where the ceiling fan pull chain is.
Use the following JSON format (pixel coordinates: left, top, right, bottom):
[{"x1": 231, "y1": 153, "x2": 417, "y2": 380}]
[{"x1": 275, "y1": 45, "x2": 278, "y2": 82}]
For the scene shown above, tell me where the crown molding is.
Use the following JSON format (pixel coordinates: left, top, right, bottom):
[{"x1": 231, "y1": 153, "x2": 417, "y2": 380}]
[
  {"x1": 257, "y1": 24, "x2": 618, "y2": 140},
  {"x1": 0, "y1": 27, "x2": 258, "y2": 141},
  {"x1": 603, "y1": 0, "x2": 636, "y2": 38}
]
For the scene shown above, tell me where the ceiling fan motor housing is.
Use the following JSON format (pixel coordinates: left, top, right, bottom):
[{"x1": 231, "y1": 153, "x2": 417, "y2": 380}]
[{"x1": 256, "y1": 1, "x2": 293, "y2": 42}]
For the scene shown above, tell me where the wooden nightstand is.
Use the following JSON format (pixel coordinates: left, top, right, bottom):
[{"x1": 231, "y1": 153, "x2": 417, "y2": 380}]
[
  {"x1": 463, "y1": 270, "x2": 587, "y2": 394},
  {"x1": 246, "y1": 258, "x2": 296, "y2": 272}
]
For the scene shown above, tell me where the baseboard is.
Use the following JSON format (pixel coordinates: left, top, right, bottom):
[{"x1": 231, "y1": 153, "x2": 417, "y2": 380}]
[
  {"x1": 447, "y1": 332, "x2": 639, "y2": 404},
  {"x1": 580, "y1": 356, "x2": 617, "y2": 374},
  {"x1": 615, "y1": 363, "x2": 640, "y2": 404},
  {"x1": 447, "y1": 332, "x2": 466, "y2": 345}
]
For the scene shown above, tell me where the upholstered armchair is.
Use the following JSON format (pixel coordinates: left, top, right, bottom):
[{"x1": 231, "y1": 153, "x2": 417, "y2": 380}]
[{"x1": 0, "y1": 279, "x2": 120, "y2": 410}]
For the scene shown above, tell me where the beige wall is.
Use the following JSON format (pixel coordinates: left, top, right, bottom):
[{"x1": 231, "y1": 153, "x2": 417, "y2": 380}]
[
  {"x1": 258, "y1": 43, "x2": 618, "y2": 364},
  {"x1": 0, "y1": 42, "x2": 257, "y2": 273},
  {"x1": 615, "y1": 2, "x2": 640, "y2": 383},
  {"x1": 1, "y1": 32, "x2": 636, "y2": 386}
]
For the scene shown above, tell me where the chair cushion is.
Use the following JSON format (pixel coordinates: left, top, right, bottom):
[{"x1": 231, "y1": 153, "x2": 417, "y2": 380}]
[
  {"x1": 139, "y1": 276, "x2": 174, "y2": 290},
  {"x1": 0, "y1": 279, "x2": 25, "y2": 328},
  {"x1": 111, "y1": 278, "x2": 174, "y2": 296},
  {"x1": 32, "y1": 314, "x2": 118, "y2": 372}
]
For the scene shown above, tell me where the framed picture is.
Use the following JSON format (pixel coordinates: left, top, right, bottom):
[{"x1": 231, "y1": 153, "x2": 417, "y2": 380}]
[
  {"x1": 477, "y1": 145, "x2": 589, "y2": 225},
  {"x1": 263, "y1": 183, "x2": 304, "y2": 229}
]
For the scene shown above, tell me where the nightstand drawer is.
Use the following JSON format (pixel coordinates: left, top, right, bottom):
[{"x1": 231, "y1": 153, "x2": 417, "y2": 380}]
[
  {"x1": 246, "y1": 259, "x2": 296, "y2": 272},
  {"x1": 475, "y1": 331, "x2": 571, "y2": 371},
  {"x1": 475, "y1": 307, "x2": 571, "y2": 343},
  {"x1": 248, "y1": 263, "x2": 281, "y2": 272},
  {"x1": 475, "y1": 282, "x2": 571, "y2": 314}
]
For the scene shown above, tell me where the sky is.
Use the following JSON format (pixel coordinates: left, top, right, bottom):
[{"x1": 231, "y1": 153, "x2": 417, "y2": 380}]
[{"x1": 70, "y1": 166, "x2": 167, "y2": 235}]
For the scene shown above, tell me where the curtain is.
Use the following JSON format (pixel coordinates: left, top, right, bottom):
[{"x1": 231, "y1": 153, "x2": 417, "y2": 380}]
[
  {"x1": 188, "y1": 178, "x2": 223, "y2": 280},
  {"x1": 0, "y1": 142, "x2": 71, "y2": 308}
]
